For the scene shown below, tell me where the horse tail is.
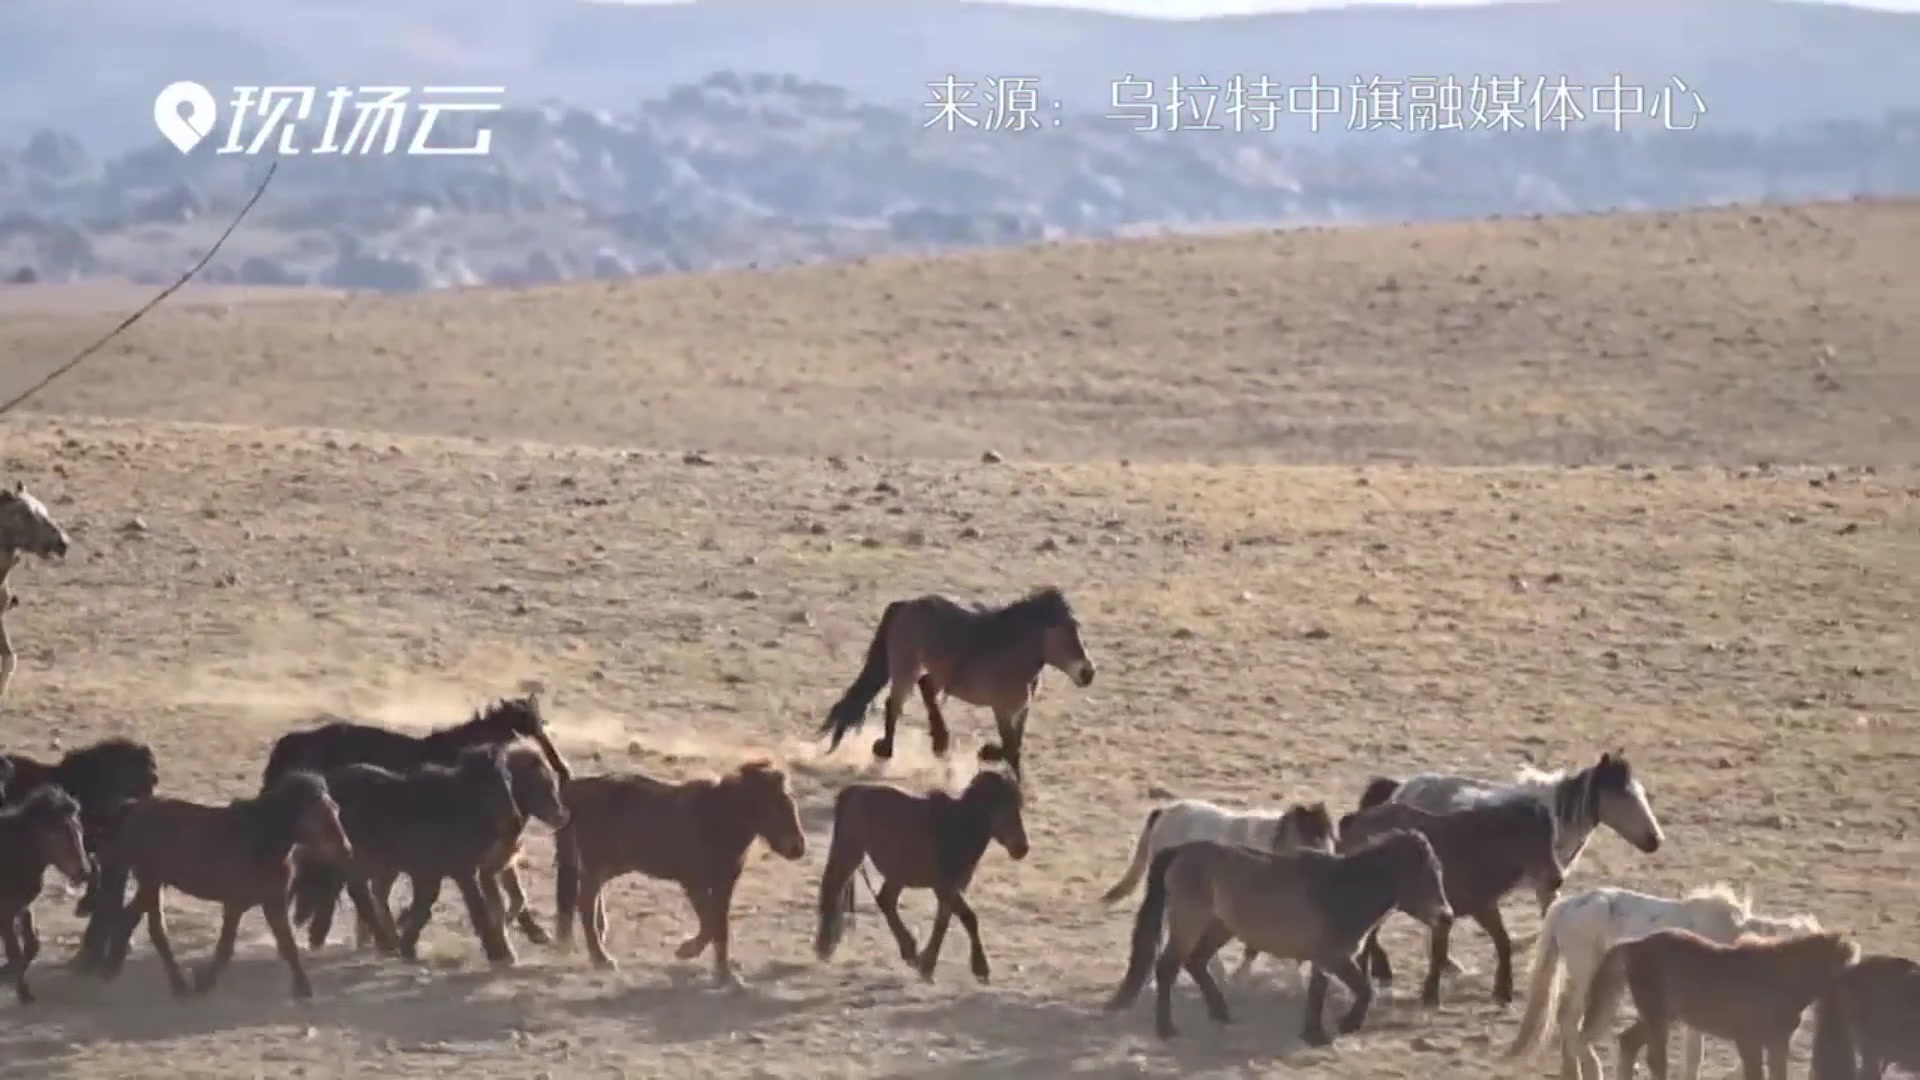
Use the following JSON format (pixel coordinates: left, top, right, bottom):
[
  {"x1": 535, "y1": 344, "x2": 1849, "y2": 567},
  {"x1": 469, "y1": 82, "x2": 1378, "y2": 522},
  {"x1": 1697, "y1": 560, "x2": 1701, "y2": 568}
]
[
  {"x1": 554, "y1": 821, "x2": 580, "y2": 945},
  {"x1": 1358, "y1": 776, "x2": 1401, "y2": 811},
  {"x1": 813, "y1": 788, "x2": 866, "y2": 962},
  {"x1": 1098, "y1": 806, "x2": 1165, "y2": 905},
  {"x1": 1810, "y1": 981, "x2": 1859, "y2": 1080},
  {"x1": 1577, "y1": 942, "x2": 1633, "y2": 1051},
  {"x1": 1104, "y1": 846, "x2": 1180, "y2": 1011},
  {"x1": 1506, "y1": 896, "x2": 1571, "y2": 1057},
  {"x1": 820, "y1": 601, "x2": 904, "y2": 747},
  {"x1": 288, "y1": 852, "x2": 344, "y2": 929}
]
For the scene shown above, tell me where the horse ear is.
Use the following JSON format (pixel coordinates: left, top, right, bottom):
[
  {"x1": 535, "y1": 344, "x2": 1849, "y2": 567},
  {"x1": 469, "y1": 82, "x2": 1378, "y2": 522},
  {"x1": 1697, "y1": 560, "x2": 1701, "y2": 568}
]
[{"x1": 10, "y1": 480, "x2": 20, "y2": 494}]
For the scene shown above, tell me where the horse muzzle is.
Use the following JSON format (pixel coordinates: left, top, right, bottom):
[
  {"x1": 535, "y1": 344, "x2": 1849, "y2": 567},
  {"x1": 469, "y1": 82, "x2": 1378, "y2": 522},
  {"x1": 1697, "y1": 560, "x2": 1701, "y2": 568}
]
[
  {"x1": 1074, "y1": 664, "x2": 1096, "y2": 688},
  {"x1": 1637, "y1": 832, "x2": 1663, "y2": 854}
]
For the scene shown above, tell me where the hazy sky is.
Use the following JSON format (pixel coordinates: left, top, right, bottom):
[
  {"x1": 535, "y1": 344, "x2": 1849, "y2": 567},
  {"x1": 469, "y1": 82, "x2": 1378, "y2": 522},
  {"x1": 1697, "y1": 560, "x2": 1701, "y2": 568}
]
[{"x1": 614, "y1": 0, "x2": 1920, "y2": 12}]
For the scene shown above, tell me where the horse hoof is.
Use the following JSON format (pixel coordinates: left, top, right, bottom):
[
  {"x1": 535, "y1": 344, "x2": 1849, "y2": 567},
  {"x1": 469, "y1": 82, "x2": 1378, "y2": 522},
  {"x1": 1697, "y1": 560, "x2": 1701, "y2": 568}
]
[
  {"x1": 1302, "y1": 1028, "x2": 1332, "y2": 1048},
  {"x1": 870, "y1": 738, "x2": 894, "y2": 760},
  {"x1": 522, "y1": 927, "x2": 553, "y2": 947},
  {"x1": 977, "y1": 743, "x2": 1005, "y2": 763}
]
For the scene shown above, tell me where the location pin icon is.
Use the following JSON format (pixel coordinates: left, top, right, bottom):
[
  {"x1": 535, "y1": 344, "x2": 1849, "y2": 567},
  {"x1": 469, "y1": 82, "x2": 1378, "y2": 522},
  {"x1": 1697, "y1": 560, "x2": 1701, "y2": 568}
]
[{"x1": 153, "y1": 81, "x2": 217, "y2": 154}]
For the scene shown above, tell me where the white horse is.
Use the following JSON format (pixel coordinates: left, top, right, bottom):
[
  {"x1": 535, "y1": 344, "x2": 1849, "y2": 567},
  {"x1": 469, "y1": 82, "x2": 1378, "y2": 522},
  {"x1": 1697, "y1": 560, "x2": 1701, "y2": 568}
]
[
  {"x1": 1506, "y1": 883, "x2": 1823, "y2": 1080},
  {"x1": 1098, "y1": 795, "x2": 1337, "y2": 984},
  {"x1": 1098, "y1": 796, "x2": 1337, "y2": 904},
  {"x1": 0, "y1": 481, "x2": 71, "y2": 699}
]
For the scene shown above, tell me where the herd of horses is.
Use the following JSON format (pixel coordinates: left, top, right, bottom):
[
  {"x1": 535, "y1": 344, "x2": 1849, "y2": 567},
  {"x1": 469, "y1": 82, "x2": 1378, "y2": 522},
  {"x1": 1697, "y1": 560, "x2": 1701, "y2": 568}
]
[{"x1": 0, "y1": 481, "x2": 1916, "y2": 1078}]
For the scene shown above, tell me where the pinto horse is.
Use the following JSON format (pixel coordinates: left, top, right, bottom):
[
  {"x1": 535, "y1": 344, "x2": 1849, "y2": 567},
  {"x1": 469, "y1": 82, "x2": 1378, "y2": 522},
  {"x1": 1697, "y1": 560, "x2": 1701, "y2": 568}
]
[
  {"x1": 814, "y1": 768, "x2": 1029, "y2": 984},
  {"x1": 0, "y1": 481, "x2": 72, "y2": 701},
  {"x1": 0, "y1": 737, "x2": 159, "y2": 974},
  {"x1": 818, "y1": 586, "x2": 1095, "y2": 781},
  {"x1": 95, "y1": 771, "x2": 354, "y2": 1000},
  {"x1": 555, "y1": 758, "x2": 806, "y2": 986}
]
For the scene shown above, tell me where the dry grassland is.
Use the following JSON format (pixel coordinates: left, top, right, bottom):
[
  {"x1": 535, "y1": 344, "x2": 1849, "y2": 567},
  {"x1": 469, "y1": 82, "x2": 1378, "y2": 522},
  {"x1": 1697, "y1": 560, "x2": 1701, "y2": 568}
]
[{"x1": 0, "y1": 197, "x2": 1914, "y2": 1079}]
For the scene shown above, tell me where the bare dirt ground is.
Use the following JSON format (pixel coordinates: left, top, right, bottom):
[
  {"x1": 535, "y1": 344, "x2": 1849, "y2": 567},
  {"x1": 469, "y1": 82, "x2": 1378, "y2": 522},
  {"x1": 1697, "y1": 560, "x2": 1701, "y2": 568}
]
[{"x1": 0, "y1": 198, "x2": 1915, "y2": 1079}]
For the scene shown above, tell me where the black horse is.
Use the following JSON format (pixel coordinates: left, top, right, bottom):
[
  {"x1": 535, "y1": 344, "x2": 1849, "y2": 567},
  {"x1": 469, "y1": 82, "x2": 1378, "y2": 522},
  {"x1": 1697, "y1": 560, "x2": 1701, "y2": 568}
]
[
  {"x1": 0, "y1": 738, "x2": 159, "y2": 973},
  {"x1": 290, "y1": 743, "x2": 568, "y2": 965},
  {"x1": 261, "y1": 693, "x2": 571, "y2": 789}
]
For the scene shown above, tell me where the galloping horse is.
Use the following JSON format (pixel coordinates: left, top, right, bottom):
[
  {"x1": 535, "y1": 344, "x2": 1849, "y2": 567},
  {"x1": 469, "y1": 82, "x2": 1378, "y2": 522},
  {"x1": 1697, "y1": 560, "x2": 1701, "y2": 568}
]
[
  {"x1": 0, "y1": 482, "x2": 72, "y2": 700},
  {"x1": 819, "y1": 586, "x2": 1096, "y2": 781}
]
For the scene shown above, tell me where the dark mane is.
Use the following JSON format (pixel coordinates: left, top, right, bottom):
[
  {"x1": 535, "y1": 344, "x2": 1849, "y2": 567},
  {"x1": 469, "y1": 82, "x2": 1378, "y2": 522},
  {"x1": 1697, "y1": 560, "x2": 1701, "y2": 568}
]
[
  {"x1": 238, "y1": 770, "x2": 331, "y2": 861},
  {"x1": 974, "y1": 586, "x2": 1075, "y2": 633},
  {"x1": 420, "y1": 695, "x2": 545, "y2": 748},
  {"x1": 1559, "y1": 750, "x2": 1634, "y2": 821},
  {"x1": 0, "y1": 782, "x2": 80, "y2": 826}
]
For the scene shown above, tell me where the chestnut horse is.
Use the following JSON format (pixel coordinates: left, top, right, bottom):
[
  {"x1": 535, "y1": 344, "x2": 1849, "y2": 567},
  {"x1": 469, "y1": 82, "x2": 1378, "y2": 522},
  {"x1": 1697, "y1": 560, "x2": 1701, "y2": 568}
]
[
  {"x1": 95, "y1": 771, "x2": 354, "y2": 1000},
  {"x1": 1579, "y1": 927, "x2": 1860, "y2": 1080},
  {"x1": 814, "y1": 769, "x2": 1029, "y2": 984},
  {"x1": 554, "y1": 758, "x2": 806, "y2": 985},
  {"x1": 0, "y1": 786, "x2": 91, "y2": 1003},
  {"x1": 818, "y1": 586, "x2": 1096, "y2": 781}
]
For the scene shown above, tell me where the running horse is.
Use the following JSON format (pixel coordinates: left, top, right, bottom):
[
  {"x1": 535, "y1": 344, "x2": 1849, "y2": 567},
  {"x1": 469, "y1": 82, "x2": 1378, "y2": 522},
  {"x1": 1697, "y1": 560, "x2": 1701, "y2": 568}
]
[
  {"x1": 0, "y1": 482, "x2": 72, "y2": 700},
  {"x1": 818, "y1": 586, "x2": 1096, "y2": 781}
]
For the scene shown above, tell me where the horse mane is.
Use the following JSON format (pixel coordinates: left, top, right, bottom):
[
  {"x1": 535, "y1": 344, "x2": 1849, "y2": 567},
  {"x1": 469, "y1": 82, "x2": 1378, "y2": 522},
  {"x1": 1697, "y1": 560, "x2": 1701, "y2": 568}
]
[
  {"x1": 1682, "y1": 880, "x2": 1753, "y2": 914},
  {"x1": 1727, "y1": 928, "x2": 1855, "y2": 963},
  {"x1": 237, "y1": 770, "x2": 330, "y2": 860},
  {"x1": 55, "y1": 737, "x2": 158, "y2": 787},
  {"x1": 0, "y1": 782, "x2": 80, "y2": 825},
  {"x1": 977, "y1": 586, "x2": 1074, "y2": 631},
  {"x1": 426, "y1": 696, "x2": 543, "y2": 740}
]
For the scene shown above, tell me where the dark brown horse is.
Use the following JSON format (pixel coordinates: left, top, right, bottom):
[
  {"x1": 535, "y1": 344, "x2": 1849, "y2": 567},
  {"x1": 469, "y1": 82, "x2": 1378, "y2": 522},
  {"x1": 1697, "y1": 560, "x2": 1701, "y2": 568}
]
[
  {"x1": 261, "y1": 692, "x2": 572, "y2": 791},
  {"x1": 0, "y1": 737, "x2": 159, "y2": 974},
  {"x1": 555, "y1": 758, "x2": 806, "y2": 985},
  {"x1": 0, "y1": 786, "x2": 90, "y2": 1003},
  {"x1": 1580, "y1": 927, "x2": 1859, "y2": 1080},
  {"x1": 1338, "y1": 795, "x2": 1564, "y2": 1006},
  {"x1": 95, "y1": 771, "x2": 354, "y2": 1000},
  {"x1": 814, "y1": 768, "x2": 1030, "y2": 984},
  {"x1": 819, "y1": 586, "x2": 1095, "y2": 781},
  {"x1": 292, "y1": 741, "x2": 567, "y2": 966},
  {"x1": 1813, "y1": 953, "x2": 1920, "y2": 1080},
  {"x1": 1105, "y1": 831, "x2": 1453, "y2": 1046}
]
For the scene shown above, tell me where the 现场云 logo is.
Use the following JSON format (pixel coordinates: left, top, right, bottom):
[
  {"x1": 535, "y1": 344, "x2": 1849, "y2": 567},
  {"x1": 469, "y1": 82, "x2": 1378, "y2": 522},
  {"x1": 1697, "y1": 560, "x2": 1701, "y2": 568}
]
[{"x1": 150, "y1": 82, "x2": 505, "y2": 156}]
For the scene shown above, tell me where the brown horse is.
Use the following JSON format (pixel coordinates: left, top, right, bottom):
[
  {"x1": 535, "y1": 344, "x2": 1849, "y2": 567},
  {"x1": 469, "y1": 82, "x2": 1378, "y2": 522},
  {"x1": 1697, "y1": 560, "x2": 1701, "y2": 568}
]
[
  {"x1": 0, "y1": 786, "x2": 90, "y2": 1003},
  {"x1": 814, "y1": 768, "x2": 1029, "y2": 983},
  {"x1": 1579, "y1": 927, "x2": 1860, "y2": 1080},
  {"x1": 0, "y1": 737, "x2": 159, "y2": 974},
  {"x1": 1812, "y1": 953, "x2": 1920, "y2": 1080},
  {"x1": 554, "y1": 758, "x2": 806, "y2": 985},
  {"x1": 1106, "y1": 831, "x2": 1453, "y2": 1045},
  {"x1": 1338, "y1": 795, "x2": 1564, "y2": 1006},
  {"x1": 96, "y1": 771, "x2": 355, "y2": 1000},
  {"x1": 818, "y1": 586, "x2": 1095, "y2": 781}
]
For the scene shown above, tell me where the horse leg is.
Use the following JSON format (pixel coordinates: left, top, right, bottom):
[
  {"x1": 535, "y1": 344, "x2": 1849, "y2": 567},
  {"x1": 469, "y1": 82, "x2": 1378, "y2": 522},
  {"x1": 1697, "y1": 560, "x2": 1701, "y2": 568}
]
[
  {"x1": 1154, "y1": 940, "x2": 1188, "y2": 1040},
  {"x1": 356, "y1": 871, "x2": 399, "y2": 952},
  {"x1": 915, "y1": 897, "x2": 954, "y2": 981},
  {"x1": 1476, "y1": 905, "x2": 1516, "y2": 1005},
  {"x1": 477, "y1": 871, "x2": 521, "y2": 959},
  {"x1": 1617, "y1": 1018, "x2": 1651, "y2": 1080},
  {"x1": 1185, "y1": 921, "x2": 1235, "y2": 1026},
  {"x1": 499, "y1": 864, "x2": 550, "y2": 945},
  {"x1": 980, "y1": 704, "x2": 1029, "y2": 779},
  {"x1": 1324, "y1": 953, "x2": 1375, "y2": 1037},
  {"x1": 1762, "y1": 1035, "x2": 1791, "y2": 1080},
  {"x1": 396, "y1": 875, "x2": 441, "y2": 962},
  {"x1": 576, "y1": 871, "x2": 616, "y2": 970},
  {"x1": 701, "y1": 873, "x2": 743, "y2": 987},
  {"x1": 1227, "y1": 941, "x2": 1261, "y2": 983},
  {"x1": 1678, "y1": 1025, "x2": 1704, "y2": 1080},
  {"x1": 261, "y1": 898, "x2": 314, "y2": 1000},
  {"x1": 1362, "y1": 926, "x2": 1394, "y2": 984},
  {"x1": 455, "y1": 873, "x2": 515, "y2": 966},
  {"x1": 674, "y1": 882, "x2": 713, "y2": 959},
  {"x1": 936, "y1": 887, "x2": 992, "y2": 984},
  {"x1": 918, "y1": 676, "x2": 951, "y2": 757},
  {"x1": 307, "y1": 876, "x2": 341, "y2": 953},
  {"x1": 1421, "y1": 913, "x2": 1453, "y2": 1007},
  {"x1": 345, "y1": 879, "x2": 400, "y2": 956},
  {"x1": 4, "y1": 909, "x2": 36, "y2": 1003},
  {"x1": 140, "y1": 888, "x2": 191, "y2": 997},
  {"x1": 194, "y1": 905, "x2": 244, "y2": 995},
  {"x1": 1300, "y1": 963, "x2": 1334, "y2": 1047},
  {"x1": 1734, "y1": 1038, "x2": 1765, "y2": 1080},
  {"x1": 873, "y1": 880, "x2": 919, "y2": 964},
  {"x1": 871, "y1": 679, "x2": 912, "y2": 761},
  {"x1": 0, "y1": 595, "x2": 14, "y2": 701},
  {"x1": 74, "y1": 862, "x2": 128, "y2": 974}
]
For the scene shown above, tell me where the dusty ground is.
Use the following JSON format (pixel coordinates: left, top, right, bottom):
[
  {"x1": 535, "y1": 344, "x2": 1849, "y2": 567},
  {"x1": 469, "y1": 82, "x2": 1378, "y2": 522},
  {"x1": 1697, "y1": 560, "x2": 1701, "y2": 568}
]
[{"x1": 0, "y1": 198, "x2": 1915, "y2": 1079}]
